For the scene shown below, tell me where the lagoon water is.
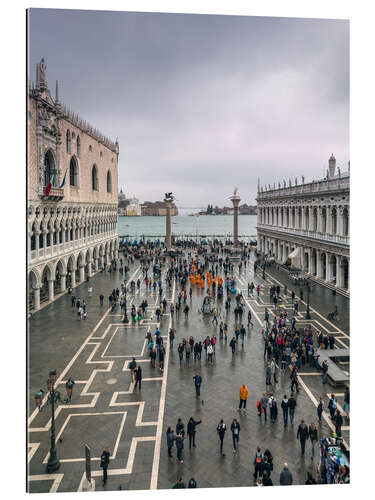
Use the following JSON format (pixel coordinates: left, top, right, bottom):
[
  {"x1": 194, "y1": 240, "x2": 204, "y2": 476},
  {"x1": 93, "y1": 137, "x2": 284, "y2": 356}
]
[{"x1": 117, "y1": 214, "x2": 257, "y2": 240}]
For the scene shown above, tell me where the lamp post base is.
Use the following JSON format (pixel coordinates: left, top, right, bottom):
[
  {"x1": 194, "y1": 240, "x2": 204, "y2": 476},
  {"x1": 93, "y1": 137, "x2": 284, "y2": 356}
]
[{"x1": 46, "y1": 457, "x2": 61, "y2": 473}]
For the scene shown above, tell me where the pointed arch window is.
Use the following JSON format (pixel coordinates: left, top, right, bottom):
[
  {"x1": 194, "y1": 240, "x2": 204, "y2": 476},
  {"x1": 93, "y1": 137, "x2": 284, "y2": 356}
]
[
  {"x1": 66, "y1": 129, "x2": 71, "y2": 153},
  {"x1": 76, "y1": 136, "x2": 81, "y2": 157},
  {"x1": 107, "y1": 170, "x2": 112, "y2": 193},
  {"x1": 69, "y1": 156, "x2": 79, "y2": 186},
  {"x1": 44, "y1": 149, "x2": 55, "y2": 187},
  {"x1": 92, "y1": 164, "x2": 99, "y2": 191}
]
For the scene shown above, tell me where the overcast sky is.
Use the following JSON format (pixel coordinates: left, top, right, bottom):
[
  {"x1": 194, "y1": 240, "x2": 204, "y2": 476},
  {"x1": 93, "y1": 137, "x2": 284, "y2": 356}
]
[{"x1": 28, "y1": 9, "x2": 349, "y2": 207}]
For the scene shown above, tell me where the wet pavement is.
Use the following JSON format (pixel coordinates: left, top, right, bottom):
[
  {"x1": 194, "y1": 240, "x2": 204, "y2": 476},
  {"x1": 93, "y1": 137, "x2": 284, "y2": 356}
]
[{"x1": 28, "y1": 250, "x2": 349, "y2": 492}]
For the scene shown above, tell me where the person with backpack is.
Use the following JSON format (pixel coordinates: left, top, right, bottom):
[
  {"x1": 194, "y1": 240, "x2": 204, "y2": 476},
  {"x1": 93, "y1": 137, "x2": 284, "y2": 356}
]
[
  {"x1": 193, "y1": 372, "x2": 202, "y2": 398},
  {"x1": 253, "y1": 447, "x2": 264, "y2": 482},
  {"x1": 128, "y1": 357, "x2": 137, "y2": 382},
  {"x1": 328, "y1": 394, "x2": 337, "y2": 419},
  {"x1": 230, "y1": 418, "x2": 240, "y2": 453},
  {"x1": 281, "y1": 395, "x2": 289, "y2": 427},
  {"x1": 216, "y1": 419, "x2": 227, "y2": 456},
  {"x1": 269, "y1": 394, "x2": 278, "y2": 423}
]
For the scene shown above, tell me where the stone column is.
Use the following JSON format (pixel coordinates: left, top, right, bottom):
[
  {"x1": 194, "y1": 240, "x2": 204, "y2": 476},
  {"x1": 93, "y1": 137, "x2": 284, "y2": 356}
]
[
  {"x1": 48, "y1": 279, "x2": 54, "y2": 302},
  {"x1": 71, "y1": 271, "x2": 76, "y2": 288},
  {"x1": 307, "y1": 248, "x2": 312, "y2": 274},
  {"x1": 338, "y1": 208, "x2": 344, "y2": 236},
  {"x1": 316, "y1": 250, "x2": 322, "y2": 278},
  {"x1": 317, "y1": 208, "x2": 323, "y2": 233},
  {"x1": 164, "y1": 199, "x2": 172, "y2": 251},
  {"x1": 43, "y1": 231, "x2": 47, "y2": 250},
  {"x1": 35, "y1": 230, "x2": 40, "y2": 253},
  {"x1": 336, "y1": 256, "x2": 343, "y2": 288},
  {"x1": 79, "y1": 266, "x2": 85, "y2": 282},
  {"x1": 33, "y1": 287, "x2": 41, "y2": 311},
  {"x1": 230, "y1": 192, "x2": 241, "y2": 247},
  {"x1": 326, "y1": 207, "x2": 332, "y2": 234},
  {"x1": 60, "y1": 274, "x2": 66, "y2": 292},
  {"x1": 87, "y1": 261, "x2": 92, "y2": 277}
]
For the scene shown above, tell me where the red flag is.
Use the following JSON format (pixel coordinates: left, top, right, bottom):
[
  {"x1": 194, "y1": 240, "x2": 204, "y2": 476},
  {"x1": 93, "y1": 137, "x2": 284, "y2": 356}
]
[{"x1": 45, "y1": 181, "x2": 52, "y2": 196}]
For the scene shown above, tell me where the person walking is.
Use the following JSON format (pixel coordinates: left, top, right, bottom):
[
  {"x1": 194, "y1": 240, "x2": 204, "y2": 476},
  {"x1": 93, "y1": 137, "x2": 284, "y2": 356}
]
[
  {"x1": 253, "y1": 447, "x2": 264, "y2": 482},
  {"x1": 343, "y1": 386, "x2": 350, "y2": 420},
  {"x1": 100, "y1": 446, "x2": 110, "y2": 487},
  {"x1": 169, "y1": 328, "x2": 175, "y2": 350},
  {"x1": 166, "y1": 427, "x2": 175, "y2": 457},
  {"x1": 207, "y1": 343, "x2": 214, "y2": 365},
  {"x1": 193, "y1": 372, "x2": 202, "y2": 398},
  {"x1": 99, "y1": 294, "x2": 104, "y2": 306},
  {"x1": 281, "y1": 395, "x2": 289, "y2": 427},
  {"x1": 334, "y1": 410, "x2": 343, "y2": 437},
  {"x1": 217, "y1": 420, "x2": 226, "y2": 456},
  {"x1": 317, "y1": 397, "x2": 323, "y2": 425},
  {"x1": 328, "y1": 394, "x2": 337, "y2": 420},
  {"x1": 261, "y1": 392, "x2": 268, "y2": 422},
  {"x1": 265, "y1": 362, "x2": 272, "y2": 386},
  {"x1": 270, "y1": 358, "x2": 279, "y2": 384},
  {"x1": 297, "y1": 420, "x2": 309, "y2": 455},
  {"x1": 230, "y1": 418, "x2": 240, "y2": 453},
  {"x1": 269, "y1": 394, "x2": 278, "y2": 423},
  {"x1": 183, "y1": 304, "x2": 189, "y2": 319},
  {"x1": 229, "y1": 336, "x2": 237, "y2": 357},
  {"x1": 238, "y1": 384, "x2": 249, "y2": 413},
  {"x1": 129, "y1": 357, "x2": 137, "y2": 382},
  {"x1": 175, "y1": 433, "x2": 185, "y2": 463},
  {"x1": 322, "y1": 359, "x2": 329, "y2": 384},
  {"x1": 187, "y1": 417, "x2": 202, "y2": 448},
  {"x1": 288, "y1": 394, "x2": 297, "y2": 425},
  {"x1": 134, "y1": 366, "x2": 142, "y2": 390},
  {"x1": 308, "y1": 422, "x2": 318, "y2": 459},
  {"x1": 280, "y1": 463, "x2": 293, "y2": 485}
]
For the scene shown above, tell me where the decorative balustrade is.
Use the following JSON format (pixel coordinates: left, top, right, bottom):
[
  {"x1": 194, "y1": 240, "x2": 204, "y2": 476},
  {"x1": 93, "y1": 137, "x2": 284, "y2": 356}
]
[{"x1": 257, "y1": 223, "x2": 349, "y2": 246}]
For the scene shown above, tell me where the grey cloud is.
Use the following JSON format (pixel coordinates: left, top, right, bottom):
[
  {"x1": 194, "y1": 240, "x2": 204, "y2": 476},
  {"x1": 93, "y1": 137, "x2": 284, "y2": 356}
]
[{"x1": 29, "y1": 9, "x2": 349, "y2": 206}]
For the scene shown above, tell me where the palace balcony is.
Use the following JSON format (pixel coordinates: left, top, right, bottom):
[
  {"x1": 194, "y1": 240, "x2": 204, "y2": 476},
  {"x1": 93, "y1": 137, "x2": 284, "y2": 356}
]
[{"x1": 257, "y1": 223, "x2": 349, "y2": 246}]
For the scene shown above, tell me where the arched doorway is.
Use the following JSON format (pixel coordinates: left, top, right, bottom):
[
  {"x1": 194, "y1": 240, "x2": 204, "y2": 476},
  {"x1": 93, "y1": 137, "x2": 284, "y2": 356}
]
[
  {"x1": 44, "y1": 149, "x2": 55, "y2": 187},
  {"x1": 55, "y1": 260, "x2": 65, "y2": 294},
  {"x1": 40, "y1": 265, "x2": 53, "y2": 304},
  {"x1": 28, "y1": 269, "x2": 39, "y2": 310},
  {"x1": 67, "y1": 255, "x2": 75, "y2": 288}
]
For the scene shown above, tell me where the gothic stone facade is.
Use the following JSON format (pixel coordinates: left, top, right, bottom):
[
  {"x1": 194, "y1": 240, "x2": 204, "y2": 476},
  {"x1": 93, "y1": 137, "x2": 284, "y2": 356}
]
[
  {"x1": 256, "y1": 155, "x2": 350, "y2": 292},
  {"x1": 28, "y1": 59, "x2": 119, "y2": 310}
]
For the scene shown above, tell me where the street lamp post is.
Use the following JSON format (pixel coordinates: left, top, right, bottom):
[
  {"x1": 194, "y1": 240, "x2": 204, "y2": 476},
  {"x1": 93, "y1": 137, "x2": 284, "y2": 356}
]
[
  {"x1": 305, "y1": 278, "x2": 311, "y2": 319},
  {"x1": 35, "y1": 370, "x2": 74, "y2": 473},
  {"x1": 122, "y1": 285, "x2": 129, "y2": 323}
]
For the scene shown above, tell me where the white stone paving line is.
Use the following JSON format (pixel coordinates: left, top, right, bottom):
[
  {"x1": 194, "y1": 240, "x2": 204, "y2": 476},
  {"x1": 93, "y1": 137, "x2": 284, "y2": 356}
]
[
  {"x1": 150, "y1": 280, "x2": 176, "y2": 489},
  {"x1": 28, "y1": 266, "x2": 141, "y2": 428},
  {"x1": 28, "y1": 473, "x2": 64, "y2": 493},
  {"x1": 42, "y1": 411, "x2": 128, "y2": 464},
  {"x1": 241, "y1": 270, "x2": 350, "y2": 451}
]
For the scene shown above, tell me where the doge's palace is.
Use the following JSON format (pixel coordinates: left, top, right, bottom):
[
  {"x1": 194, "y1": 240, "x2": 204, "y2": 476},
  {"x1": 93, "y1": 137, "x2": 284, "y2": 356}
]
[
  {"x1": 256, "y1": 155, "x2": 349, "y2": 294},
  {"x1": 28, "y1": 58, "x2": 119, "y2": 310}
]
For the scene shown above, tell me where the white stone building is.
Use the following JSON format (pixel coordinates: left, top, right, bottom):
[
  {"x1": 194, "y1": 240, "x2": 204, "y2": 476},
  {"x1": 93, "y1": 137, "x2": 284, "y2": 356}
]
[
  {"x1": 256, "y1": 155, "x2": 349, "y2": 293},
  {"x1": 125, "y1": 197, "x2": 141, "y2": 216},
  {"x1": 28, "y1": 59, "x2": 119, "y2": 311}
]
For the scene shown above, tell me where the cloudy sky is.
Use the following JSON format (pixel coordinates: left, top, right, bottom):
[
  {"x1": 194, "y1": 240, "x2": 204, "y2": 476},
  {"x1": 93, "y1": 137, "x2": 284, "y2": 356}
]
[{"x1": 29, "y1": 9, "x2": 349, "y2": 207}]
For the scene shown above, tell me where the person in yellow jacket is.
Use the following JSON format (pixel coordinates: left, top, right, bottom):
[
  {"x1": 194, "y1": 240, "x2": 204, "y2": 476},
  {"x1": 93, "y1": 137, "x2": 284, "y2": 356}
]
[{"x1": 238, "y1": 384, "x2": 249, "y2": 413}]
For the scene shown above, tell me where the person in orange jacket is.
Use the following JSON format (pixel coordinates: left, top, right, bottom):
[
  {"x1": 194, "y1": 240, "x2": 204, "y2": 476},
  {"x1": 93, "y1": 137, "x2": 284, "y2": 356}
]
[{"x1": 238, "y1": 384, "x2": 249, "y2": 413}]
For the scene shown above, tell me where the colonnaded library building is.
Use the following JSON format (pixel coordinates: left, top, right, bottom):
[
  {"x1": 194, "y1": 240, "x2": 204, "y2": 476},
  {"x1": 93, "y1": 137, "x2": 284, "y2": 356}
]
[
  {"x1": 256, "y1": 154, "x2": 350, "y2": 294},
  {"x1": 28, "y1": 58, "x2": 119, "y2": 311}
]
